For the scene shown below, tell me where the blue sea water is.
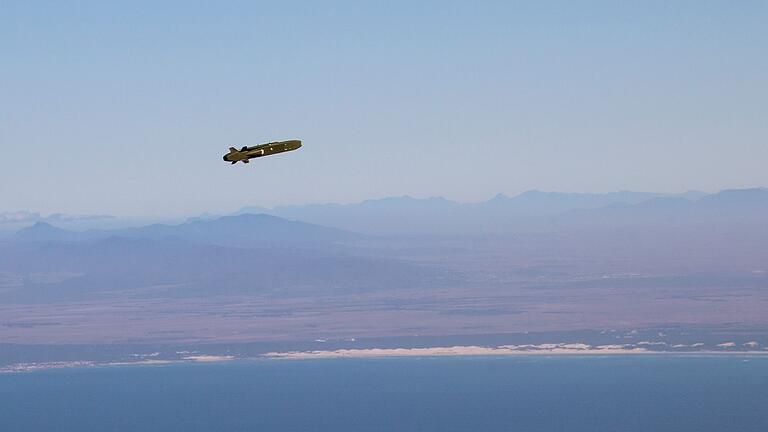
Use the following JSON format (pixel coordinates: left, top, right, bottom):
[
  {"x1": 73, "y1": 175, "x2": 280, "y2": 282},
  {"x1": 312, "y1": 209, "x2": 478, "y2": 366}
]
[{"x1": 1, "y1": 356, "x2": 767, "y2": 431}]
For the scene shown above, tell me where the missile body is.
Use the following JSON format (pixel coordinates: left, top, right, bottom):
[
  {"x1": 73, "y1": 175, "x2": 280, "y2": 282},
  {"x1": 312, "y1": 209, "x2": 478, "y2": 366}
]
[{"x1": 223, "y1": 140, "x2": 302, "y2": 164}]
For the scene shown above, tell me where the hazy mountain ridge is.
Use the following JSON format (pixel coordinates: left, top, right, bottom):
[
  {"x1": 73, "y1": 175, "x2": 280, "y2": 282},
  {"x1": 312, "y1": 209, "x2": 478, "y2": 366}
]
[
  {"x1": 13, "y1": 213, "x2": 360, "y2": 248},
  {"x1": 237, "y1": 188, "x2": 761, "y2": 235},
  {"x1": 5, "y1": 215, "x2": 387, "y2": 302},
  {"x1": 3, "y1": 188, "x2": 767, "y2": 345},
  {"x1": 5, "y1": 188, "x2": 767, "y2": 304},
  {"x1": 556, "y1": 188, "x2": 768, "y2": 229}
]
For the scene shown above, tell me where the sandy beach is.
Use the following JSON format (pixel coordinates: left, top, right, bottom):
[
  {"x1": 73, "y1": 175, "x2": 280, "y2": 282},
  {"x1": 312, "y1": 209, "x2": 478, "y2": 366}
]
[{"x1": 262, "y1": 343, "x2": 768, "y2": 359}]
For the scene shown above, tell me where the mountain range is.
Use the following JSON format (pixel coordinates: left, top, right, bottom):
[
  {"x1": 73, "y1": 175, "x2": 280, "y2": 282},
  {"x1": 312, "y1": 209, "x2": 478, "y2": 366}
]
[
  {"x1": 9, "y1": 188, "x2": 768, "y2": 242},
  {"x1": 1, "y1": 215, "x2": 434, "y2": 303},
  {"x1": 12, "y1": 213, "x2": 359, "y2": 248},
  {"x1": 236, "y1": 188, "x2": 767, "y2": 235},
  {"x1": 2, "y1": 188, "x2": 766, "y2": 333}
]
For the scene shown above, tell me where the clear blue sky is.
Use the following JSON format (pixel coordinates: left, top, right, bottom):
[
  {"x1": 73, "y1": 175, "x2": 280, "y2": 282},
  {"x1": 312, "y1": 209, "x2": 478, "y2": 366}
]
[{"x1": 2, "y1": 1, "x2": 767, "y2": 217}]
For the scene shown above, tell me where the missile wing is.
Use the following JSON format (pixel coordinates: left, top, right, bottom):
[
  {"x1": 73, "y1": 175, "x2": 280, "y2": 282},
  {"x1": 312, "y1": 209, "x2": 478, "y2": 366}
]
[{"x1": 223, "y1": 140, "x2": 302, "y2": 164}]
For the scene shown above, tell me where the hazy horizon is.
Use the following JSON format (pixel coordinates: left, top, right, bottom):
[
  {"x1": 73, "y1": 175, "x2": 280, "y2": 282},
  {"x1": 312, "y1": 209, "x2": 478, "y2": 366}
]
[{"x1": 1, "y1": 185, "x2": 762, "y2": 223}]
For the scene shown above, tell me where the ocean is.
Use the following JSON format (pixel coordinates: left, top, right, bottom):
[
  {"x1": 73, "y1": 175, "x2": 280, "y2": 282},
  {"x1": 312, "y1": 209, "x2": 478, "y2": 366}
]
[{"x1": 1, "y1": 356, "x2": 767, "y2": 431}]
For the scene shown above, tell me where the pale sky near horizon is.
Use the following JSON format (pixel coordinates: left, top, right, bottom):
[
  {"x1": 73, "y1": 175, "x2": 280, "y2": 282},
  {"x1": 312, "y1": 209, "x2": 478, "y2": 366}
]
[{"x1": 2, "y1": 1, "x2": 767, "y2": 218}]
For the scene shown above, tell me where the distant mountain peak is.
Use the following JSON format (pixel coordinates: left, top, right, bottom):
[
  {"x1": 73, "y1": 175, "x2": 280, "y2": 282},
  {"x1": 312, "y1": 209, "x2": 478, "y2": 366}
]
[
  {"x1": 13, "y1": 221, "x2": 75, "y2": 242},
  {"x1": 22, "y1": 221, "x2": 64, "y2": 232},
  {"x1": 699, "y1": 187, "x2": 768, "y2": 207},
  {"x1": 519, "y1": 189, "x2": 546, "y2": 195}
]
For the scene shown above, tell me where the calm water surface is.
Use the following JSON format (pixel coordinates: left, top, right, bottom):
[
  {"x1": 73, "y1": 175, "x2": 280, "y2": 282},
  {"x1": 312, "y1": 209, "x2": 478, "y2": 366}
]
[{"x1": 1, "y1": 356, "x2": 767, "y2": 431}]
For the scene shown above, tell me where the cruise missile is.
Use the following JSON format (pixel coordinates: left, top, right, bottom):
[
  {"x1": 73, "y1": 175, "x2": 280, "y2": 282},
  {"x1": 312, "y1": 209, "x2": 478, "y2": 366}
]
[{"x1": 223, "y1": 140, "x2": 302, "y2": 164}]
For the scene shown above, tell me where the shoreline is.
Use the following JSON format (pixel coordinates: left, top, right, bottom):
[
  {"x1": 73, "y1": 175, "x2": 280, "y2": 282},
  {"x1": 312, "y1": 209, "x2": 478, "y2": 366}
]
[
  {"x1": 261, "y1": 345, "x2": 768, "y2": 360},
  {"x1": 3, "y1": 345, "x2": 768, "y2": 373},
  {"x1": 0, "y1": 355, "x2": 236, "y2": 374}
]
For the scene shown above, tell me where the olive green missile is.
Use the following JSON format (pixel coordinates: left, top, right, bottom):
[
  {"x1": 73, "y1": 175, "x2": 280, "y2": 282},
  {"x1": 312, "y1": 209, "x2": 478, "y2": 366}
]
[{"x1": 223, "y1": 140, "x2": 302, "y2": 164}]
